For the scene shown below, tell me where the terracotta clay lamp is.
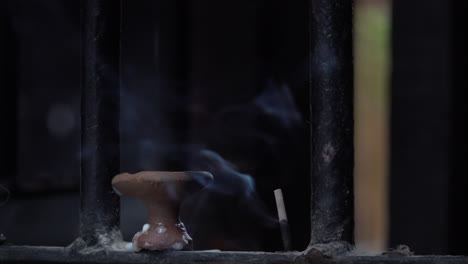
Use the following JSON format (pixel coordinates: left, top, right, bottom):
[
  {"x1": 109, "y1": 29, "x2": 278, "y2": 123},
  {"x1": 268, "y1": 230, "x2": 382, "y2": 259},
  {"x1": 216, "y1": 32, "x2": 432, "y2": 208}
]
[{"x1": 112, "y1": 171, "x2": 213, "y2": 251}]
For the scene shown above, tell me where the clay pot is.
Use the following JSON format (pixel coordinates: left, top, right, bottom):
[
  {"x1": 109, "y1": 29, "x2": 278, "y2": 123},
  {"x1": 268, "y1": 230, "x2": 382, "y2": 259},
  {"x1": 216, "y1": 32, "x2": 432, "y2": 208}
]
[{"x1": 112, "y1": 171, "x2": 213, "y2": 251}]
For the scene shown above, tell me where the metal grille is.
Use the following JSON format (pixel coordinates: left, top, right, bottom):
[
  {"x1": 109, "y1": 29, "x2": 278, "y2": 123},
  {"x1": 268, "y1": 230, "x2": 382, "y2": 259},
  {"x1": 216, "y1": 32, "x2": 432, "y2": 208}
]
[{"x1": 1, "y1": 0, "x2": 467, "y2": 263}]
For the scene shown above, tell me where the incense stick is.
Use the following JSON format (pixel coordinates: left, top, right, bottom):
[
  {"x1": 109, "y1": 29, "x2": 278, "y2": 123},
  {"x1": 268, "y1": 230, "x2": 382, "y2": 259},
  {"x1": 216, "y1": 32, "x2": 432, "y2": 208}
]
[{"x1": 274, "y1": 189, "x2": 292, "y2": 251}]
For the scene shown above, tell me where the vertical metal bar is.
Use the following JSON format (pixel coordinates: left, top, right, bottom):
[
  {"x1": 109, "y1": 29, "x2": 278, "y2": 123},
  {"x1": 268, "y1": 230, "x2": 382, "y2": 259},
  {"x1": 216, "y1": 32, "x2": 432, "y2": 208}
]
[
  {"x1": 309, "y1": 0, "x2": 354, "y2": 245},
  {"x1": 80, "y1": 0, "x2": 121, "y2": 246}
]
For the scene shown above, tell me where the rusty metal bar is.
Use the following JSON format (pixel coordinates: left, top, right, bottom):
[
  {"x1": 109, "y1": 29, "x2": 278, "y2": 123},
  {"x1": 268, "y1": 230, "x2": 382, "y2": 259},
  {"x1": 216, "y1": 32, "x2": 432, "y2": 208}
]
[
  {"x1": 80, "y1": 0, "x2": 121, "y2": 246},
  {"x1": 309, "y1": 0, "x2": 354, "y2": 245},
  {"x1": 2, "y1": 246, "x2": 468, "y2": 264}
]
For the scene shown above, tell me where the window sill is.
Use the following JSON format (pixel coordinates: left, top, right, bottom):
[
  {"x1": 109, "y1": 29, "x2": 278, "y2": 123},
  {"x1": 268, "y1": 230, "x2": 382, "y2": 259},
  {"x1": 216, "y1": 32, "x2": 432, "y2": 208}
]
[{"x1": 1, "y1": 245, "x2": 468, "y2": 264}]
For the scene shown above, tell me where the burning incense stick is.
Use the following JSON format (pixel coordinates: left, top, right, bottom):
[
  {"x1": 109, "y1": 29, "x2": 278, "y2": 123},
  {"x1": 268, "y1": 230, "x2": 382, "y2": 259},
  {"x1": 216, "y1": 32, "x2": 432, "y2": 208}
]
[{"x1": 274, "y1": 189, "x2": 292, "y2": 251}]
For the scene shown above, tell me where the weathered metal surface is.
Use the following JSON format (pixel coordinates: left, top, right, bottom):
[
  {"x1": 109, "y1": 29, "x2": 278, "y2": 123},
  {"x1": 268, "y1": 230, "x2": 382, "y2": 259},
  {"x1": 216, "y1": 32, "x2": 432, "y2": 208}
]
[
  {"x1": 0, "y1": 246, "x2": 298, "y2": 264},
  {"x1": 80, "y1": 0, "x2": 121, "y2": 246},
  {"x1": 2, "y1": 246, "x2": 468, "y2": 264},
  {"x1": 309, "y1": 0, "x2": 354, "y2": 245}
]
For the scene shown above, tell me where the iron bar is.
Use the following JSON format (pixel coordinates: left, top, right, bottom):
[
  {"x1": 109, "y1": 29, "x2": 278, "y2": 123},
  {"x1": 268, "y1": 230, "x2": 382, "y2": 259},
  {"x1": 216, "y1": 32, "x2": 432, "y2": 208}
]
[
  {"x1": 80, "y1": 0, "x2": 121, "y2": 246},
  {"x1": 309, "y1": 0, "x2": 354, "y2": 245},
  {"x1": 2, "y1": 246, "x2": 468, "y2": 264}
]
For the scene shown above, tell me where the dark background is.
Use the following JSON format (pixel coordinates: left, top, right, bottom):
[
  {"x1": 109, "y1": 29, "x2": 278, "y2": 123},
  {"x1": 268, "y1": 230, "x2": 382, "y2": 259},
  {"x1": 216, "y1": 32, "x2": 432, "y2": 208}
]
[
  {"x1": 1, "y1": 0, "x2": 468, "y2": 255},
  {"x1": 390, "y1": 0, "x2": 468, "y2": 255}
]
